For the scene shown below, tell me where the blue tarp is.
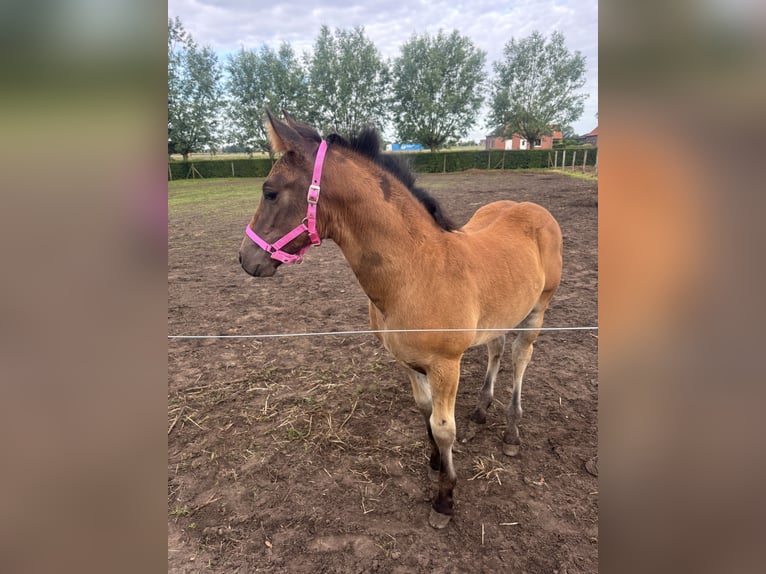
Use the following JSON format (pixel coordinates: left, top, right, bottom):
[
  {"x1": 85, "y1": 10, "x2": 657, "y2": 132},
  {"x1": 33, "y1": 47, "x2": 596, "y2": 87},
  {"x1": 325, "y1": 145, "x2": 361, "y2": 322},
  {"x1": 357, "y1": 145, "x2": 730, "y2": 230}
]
[{"x1": 391, "y1": 143, "x2": 424, "y2": 151}]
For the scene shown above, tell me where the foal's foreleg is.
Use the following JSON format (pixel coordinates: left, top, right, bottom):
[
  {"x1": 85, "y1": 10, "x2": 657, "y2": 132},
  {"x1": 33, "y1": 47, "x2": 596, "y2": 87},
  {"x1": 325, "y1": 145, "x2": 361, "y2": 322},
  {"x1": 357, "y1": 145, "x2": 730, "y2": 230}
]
[
  {"x1": 470, "y1": 335, "x2": 506, "y2": 424},
  {"x1": 406, "y1": 369, "x2": 440, "y2": 480},
  {"x1": 426, "y1": 359, "x2": 461, "y2": 529}
]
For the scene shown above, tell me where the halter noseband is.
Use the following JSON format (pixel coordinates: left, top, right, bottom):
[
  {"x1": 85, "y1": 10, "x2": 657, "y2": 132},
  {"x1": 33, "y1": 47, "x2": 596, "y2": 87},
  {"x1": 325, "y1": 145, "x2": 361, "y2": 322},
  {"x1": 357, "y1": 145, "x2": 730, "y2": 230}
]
[{"x1": 245, "y1": 140, "x2": 327, "y2": 264}]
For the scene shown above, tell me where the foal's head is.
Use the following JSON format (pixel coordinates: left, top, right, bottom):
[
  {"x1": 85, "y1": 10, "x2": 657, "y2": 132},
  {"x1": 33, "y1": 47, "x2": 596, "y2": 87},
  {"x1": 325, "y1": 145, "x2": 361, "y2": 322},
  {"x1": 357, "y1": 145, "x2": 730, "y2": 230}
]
[
  {"x1": 239, "y1": 110, "x2": 322, "y2": 277},
  {"x1": 239, "y1": 110, "x2": 456, "y2": 276}
]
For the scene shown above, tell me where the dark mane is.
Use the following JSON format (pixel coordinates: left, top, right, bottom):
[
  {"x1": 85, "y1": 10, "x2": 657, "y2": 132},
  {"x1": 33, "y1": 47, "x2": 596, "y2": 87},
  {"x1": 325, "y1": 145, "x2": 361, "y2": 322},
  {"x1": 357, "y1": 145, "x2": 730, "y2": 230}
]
[{"x1": 326, "y1": 129, "x2": 457, "y2": 232}]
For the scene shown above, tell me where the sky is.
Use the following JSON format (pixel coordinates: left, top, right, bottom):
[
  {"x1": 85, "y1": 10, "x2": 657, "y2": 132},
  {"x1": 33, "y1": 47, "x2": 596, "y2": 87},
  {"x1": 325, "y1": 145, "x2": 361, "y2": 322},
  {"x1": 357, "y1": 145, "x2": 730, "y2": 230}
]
[{"x1": 168, "y1": 0, "x2": 598, "y2": 140}]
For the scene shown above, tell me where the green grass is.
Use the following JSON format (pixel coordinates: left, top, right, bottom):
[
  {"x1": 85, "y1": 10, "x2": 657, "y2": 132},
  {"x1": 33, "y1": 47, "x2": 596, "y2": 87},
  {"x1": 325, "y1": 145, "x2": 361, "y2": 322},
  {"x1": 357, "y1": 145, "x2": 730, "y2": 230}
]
[
  {"x1": 170, "y1": 504, "x2": 190, "y2": 518},
  {"x1": 167, "y1": 169, "x2": 597, "y2": 213},
  {"x1": 548, "y1": 169, "x2": 598, "y2": 182},
  {"x1": 168, "y1": 177, "x2": 265, "y2": 208}
]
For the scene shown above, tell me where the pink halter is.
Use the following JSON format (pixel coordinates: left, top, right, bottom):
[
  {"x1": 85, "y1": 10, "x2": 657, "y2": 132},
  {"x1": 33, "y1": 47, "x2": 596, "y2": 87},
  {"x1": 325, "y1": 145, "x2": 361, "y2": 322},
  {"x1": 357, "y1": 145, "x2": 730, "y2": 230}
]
[{"x1": 245, "y1": 140, "x2": 327, "y2": 264}]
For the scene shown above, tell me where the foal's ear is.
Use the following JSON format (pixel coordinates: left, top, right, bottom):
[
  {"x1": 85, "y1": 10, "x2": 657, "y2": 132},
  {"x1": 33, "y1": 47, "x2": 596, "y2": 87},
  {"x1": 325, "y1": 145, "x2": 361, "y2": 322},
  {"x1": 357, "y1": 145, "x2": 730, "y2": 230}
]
[
  {"x1": 282, "y1": 109, "x2": 298, "y2": 125},
  {"x1": 282, "y1": 110, "x2": 322, "y2": 144},
  {"x1": 265, "y1": 108, "x2": 306, "y2": 154}
]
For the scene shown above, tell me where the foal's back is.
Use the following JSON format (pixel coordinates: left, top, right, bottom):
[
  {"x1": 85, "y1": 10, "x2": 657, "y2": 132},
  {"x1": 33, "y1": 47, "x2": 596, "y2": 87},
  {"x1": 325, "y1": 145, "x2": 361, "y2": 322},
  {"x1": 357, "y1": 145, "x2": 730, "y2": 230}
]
[{"x1": 460, "y1": 200, "x2": 562, "y2": 295}]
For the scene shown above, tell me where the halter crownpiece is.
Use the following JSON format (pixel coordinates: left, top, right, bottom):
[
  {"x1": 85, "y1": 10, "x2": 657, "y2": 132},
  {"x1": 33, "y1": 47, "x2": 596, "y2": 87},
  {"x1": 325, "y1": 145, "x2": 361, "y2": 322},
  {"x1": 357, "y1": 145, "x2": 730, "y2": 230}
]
[{"x1": 245, "y1": 140, "x2": 327, "y2": 264}]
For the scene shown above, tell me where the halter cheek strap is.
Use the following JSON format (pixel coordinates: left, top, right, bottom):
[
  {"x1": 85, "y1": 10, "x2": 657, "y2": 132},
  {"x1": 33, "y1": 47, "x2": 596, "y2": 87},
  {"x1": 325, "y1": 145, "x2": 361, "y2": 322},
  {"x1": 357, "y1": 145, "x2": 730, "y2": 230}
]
[{"x1": 245, "y1": 140, "x2": 327, "y2": 264}]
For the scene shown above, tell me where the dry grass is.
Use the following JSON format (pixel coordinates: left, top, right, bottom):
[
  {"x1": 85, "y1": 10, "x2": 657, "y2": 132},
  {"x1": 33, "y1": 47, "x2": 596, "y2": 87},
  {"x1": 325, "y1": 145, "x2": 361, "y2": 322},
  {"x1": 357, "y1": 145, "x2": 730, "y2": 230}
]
[
  {"x1": 468, "y1": 454, "x2": 507, "y2": 485},
  {"x1": 167, "y1": 360, "x2": 404, "y2": 473}
]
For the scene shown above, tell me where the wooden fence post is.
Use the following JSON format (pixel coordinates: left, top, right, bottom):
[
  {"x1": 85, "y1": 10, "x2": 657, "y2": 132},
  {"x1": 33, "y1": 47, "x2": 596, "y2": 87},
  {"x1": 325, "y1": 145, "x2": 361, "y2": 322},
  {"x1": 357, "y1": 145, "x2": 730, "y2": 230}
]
[
  {"x1": 562, "y1": 150, "x2": 566, "y2": 170},
  {"x1": 231, "y1": 162, "x2": 235, "y2": 177},
  {"x1": 554, "y1": 150, "x2": 558, "y2": 168},
  {"x1": 583, "y1": 150, "x2": 588, "y2": 172},
  {"x1": 168, "y1": 165, "x2": 173, "y2": 181},
  {"x1": 189, "y1": 164, "x2": 203, "y2": 179},
  {"x1": 571, "y1": 151, "x2": 576, "y2": 170}
]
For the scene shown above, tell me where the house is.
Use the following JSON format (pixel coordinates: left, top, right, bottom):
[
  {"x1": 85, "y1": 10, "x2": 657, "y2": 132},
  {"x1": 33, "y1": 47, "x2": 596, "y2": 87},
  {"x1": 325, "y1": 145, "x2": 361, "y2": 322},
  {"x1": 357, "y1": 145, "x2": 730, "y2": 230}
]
[
  {"x1": 484, "y1": 131, "x2": 563, "y2": 151},
  {"x1": 579, "y1": 126, "x2": 598, "y2": 146},
  {"x1": 485, "y1": 136, "x2": 505, "y2": 150}
]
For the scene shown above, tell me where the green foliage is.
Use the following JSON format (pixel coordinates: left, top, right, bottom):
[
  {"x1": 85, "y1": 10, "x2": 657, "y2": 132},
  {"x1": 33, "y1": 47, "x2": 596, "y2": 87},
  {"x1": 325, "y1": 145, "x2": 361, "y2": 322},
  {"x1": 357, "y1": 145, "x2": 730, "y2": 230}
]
[
  {"x1": 553, "y1": 138, "x2": 587, "y2": 148},
  {"x1": 167, "y1": 18, "x2": 223, "y2": 160},
  {"x1": 166, "y1": 23, "x2": 595, "y2": 169},
  {"x1": 560, "y1": 124, "x2": 577, "y2": 139},
  {"x1": 489, "y1": 31, "x2": 587, "y2": 150},
  {"x1": 167, "y1": 148, "x2": 596, "y2": 180},
  {"x1": 391, "y1": 30, "x2": 486, "y2": 151},
  {"x1": 226, "y1": 44, "x2": 309, "y2": 156},
  {"x1": 308, "y1": 26, "x2": 389, "y2": 133},
  {"x1": 405, "y1": 149, "x2": 549, "y2": 172}
]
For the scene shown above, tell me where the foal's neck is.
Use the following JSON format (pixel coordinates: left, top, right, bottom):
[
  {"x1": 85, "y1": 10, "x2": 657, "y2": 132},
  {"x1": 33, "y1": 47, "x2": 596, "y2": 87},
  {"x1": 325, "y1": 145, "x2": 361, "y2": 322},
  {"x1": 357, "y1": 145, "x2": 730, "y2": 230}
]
[{"x1": 323, "y1": 159, "x2": 446, "y2": 308}]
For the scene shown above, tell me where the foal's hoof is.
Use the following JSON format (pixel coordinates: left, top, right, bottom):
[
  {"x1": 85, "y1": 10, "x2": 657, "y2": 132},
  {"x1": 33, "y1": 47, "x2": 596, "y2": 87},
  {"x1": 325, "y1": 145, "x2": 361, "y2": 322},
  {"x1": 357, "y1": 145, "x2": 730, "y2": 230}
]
[
  {"x1": 429, "y1": 508, "x2": 452, "y2": 529},
  {"x1": 469, "y1": 409, "x2": 487, "y2": 425},
  {"x1": 428, "y1": 467, "x2": 440, "y2": 483},
  {"x1": 503, "y1": 443, "x2": 520, "y2": 457}
]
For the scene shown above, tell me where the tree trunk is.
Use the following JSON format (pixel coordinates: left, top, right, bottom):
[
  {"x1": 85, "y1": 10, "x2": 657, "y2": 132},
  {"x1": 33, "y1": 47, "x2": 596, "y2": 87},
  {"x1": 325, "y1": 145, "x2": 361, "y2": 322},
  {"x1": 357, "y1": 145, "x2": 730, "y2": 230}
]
[{"x1": 182, "y1": 151, "x2": 189, "y2": 161}]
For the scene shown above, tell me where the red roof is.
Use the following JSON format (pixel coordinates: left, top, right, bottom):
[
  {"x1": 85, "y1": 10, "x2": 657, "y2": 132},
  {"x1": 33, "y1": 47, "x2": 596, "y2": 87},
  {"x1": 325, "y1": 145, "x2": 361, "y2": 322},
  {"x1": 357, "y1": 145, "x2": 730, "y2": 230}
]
[{"x1": 584, "y1": 126, "x2": 598, "y2": 137}]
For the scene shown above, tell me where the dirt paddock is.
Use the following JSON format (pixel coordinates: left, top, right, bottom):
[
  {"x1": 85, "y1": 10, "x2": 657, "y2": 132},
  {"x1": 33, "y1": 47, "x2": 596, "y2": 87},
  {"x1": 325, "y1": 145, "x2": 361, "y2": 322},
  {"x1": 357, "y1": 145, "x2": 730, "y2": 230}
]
[{"x1": 168, "y1": 170, "x2": 598, "y2": 573}]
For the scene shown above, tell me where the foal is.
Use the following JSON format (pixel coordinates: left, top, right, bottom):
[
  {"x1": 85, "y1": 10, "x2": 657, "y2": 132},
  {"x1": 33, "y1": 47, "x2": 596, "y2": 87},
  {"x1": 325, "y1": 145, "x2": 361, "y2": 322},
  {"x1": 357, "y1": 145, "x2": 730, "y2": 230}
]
[{"x1": 239, "y1": 110, "x2": 563, "y2": 528}]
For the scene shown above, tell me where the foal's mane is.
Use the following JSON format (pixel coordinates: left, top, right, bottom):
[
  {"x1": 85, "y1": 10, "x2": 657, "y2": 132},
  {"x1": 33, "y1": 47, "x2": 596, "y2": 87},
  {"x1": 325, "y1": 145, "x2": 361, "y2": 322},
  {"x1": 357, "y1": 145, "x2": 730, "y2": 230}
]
[{"x1": 326, "y1": 128, "x2": 457, "y2": 232}]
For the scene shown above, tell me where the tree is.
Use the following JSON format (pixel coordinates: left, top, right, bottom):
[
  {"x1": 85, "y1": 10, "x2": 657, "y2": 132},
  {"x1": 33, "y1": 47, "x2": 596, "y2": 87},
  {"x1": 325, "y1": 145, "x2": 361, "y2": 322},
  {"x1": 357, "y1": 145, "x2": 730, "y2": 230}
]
[
  {"x1": 308, "y1": 26, "x2": 389, "y2": 134},
  {"x1": 489, "y1": 31, "x2": 587, "y2": 150},
  {"x1": 167, "y1": 17, "x2": 223, "y2": 160},
  {"x1": 226, "y1": 43, "x2": 308, "y2": 157},
  {"x1": 560, "y1": 124, "x2": 576, "y2": 139},
  {"x1": 391, "y1": 30, "x2": 486, "y2": 151}
]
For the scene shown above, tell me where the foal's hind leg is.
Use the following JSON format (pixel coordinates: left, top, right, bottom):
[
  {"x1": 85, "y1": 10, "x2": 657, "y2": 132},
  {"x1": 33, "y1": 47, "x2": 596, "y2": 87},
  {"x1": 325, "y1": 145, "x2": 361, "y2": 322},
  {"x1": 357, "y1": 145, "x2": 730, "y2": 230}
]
[
  {"x1": 503, "y1": 300, "x2": 550, "y2": 457},
  {"x1": 470, "y1": 335, "x2": 506, "y2": 424}
]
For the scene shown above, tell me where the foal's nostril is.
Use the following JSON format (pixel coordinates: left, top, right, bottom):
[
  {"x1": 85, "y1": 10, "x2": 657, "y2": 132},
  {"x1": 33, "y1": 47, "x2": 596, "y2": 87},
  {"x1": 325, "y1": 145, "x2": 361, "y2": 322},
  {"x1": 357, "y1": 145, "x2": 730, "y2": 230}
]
[{"x1": 238, "y1": 252, "x2": 243, "y2": 265}]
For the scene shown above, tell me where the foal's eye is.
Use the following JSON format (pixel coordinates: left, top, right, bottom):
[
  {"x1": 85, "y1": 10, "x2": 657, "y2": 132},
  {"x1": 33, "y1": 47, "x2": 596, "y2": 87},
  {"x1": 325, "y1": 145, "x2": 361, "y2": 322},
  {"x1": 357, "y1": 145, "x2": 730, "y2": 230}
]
[{"x1": 263, "y1": 190, "x2": 278, "y2": 201}]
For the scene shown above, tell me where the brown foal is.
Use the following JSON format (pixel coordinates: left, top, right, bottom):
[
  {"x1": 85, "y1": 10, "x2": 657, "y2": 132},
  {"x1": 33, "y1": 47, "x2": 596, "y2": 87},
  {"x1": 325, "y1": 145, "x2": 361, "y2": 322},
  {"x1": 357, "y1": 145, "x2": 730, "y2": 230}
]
[{"x1": 239, "y1": 110, "x2": 563, "y2": 528}]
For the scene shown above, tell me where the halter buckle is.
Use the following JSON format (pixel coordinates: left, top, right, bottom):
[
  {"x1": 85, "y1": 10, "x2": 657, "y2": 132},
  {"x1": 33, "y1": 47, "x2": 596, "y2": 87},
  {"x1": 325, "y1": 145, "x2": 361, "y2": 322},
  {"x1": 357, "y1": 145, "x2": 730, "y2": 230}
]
[{"x1": 307, "y1": 185, "x2": 320, "y2": 204}]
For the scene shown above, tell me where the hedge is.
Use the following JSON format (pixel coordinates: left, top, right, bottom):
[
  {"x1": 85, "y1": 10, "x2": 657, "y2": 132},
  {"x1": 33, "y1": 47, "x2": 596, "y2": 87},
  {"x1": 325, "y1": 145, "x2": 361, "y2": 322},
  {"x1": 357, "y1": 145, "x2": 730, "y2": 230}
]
[
  {"x1": 167, "y1": 148, "x2": 596, "y2": 180},
  {"x1": 168, "y1": 157, "x2": 274, "y2": 180}
]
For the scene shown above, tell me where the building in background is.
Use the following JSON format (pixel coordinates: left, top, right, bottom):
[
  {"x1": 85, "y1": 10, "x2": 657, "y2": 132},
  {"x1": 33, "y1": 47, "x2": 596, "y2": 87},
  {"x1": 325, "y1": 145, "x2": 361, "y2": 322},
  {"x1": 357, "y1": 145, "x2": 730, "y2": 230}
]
[
  {"x1": 484, "y1": 130, "x2": 563, "y2": 150},
  {"x1": 579, "y1": 126, "x2": 598, "y2": 146}
]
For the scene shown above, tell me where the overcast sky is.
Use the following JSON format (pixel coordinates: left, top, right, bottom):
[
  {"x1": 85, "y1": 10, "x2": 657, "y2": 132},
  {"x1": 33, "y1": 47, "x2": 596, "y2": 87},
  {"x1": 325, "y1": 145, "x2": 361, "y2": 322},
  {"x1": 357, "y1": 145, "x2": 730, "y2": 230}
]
[{"x1": 168, "y1": 0, "x2": 598, "y2": 140}]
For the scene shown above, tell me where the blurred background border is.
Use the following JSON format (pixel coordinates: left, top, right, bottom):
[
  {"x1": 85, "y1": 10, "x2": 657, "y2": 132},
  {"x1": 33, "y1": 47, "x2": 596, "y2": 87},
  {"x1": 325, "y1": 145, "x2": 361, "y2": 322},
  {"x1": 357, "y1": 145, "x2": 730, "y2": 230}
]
[{"x1": 0, "y1": 1, "x2": 765, "y2": 572}]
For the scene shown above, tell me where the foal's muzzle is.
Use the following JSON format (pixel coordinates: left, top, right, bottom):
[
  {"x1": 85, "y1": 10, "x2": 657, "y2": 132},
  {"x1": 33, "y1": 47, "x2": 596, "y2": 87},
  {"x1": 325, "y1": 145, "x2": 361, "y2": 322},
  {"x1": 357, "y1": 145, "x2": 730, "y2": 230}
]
[{"x1": 239, "y1": 239, "x2": 280, "y2": 277}]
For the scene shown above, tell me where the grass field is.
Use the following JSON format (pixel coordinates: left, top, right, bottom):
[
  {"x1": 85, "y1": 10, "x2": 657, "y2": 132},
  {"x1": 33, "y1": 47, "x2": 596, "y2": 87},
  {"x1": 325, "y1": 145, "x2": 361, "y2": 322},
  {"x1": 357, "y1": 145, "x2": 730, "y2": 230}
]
[
  {"x1": 167, "y1": 167, "x2": 596, "y2": 211},
  {"x1": 168, "y1": 177, "x2": 264, "y2": 209}
]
